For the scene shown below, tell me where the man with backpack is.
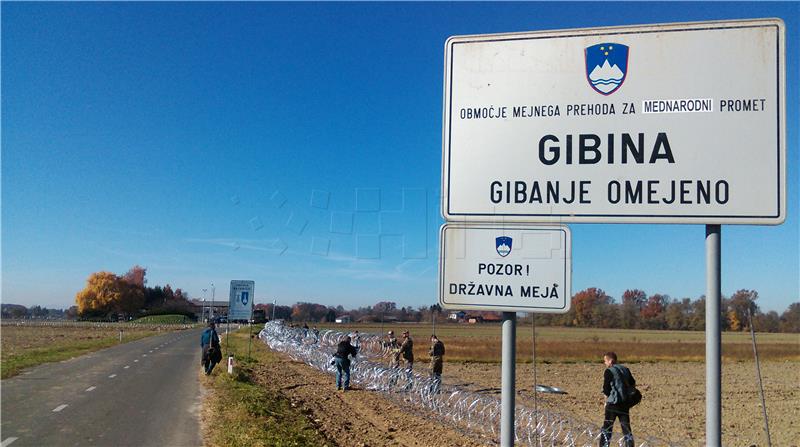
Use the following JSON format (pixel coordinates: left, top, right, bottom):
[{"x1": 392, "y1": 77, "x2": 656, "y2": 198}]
[
  {"x1": 600, "y1": 351, "x2": 640, "y2": 447},
  {"x1": 200, "y1": 322, "x2": 222, "y2": 375}
]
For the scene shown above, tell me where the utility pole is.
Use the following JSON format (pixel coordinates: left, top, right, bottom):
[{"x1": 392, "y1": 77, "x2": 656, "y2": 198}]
[
  {"x1": 211, "y1": 283, "x2": 215, "y2": 319},
  {"x1": 202, "y1": 288, "x2": 208, "y2": 322}
]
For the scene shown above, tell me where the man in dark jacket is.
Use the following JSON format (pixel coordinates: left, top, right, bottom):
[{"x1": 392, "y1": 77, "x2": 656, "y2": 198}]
[
  {"x1": 334, "y1": 335, "x2": 358, "y2": 391},
  {"x1": 399, "y1": 331, "x2": 414, "y2": 390},
  {"x1": 429, "y1": 335, "x2": 445, "y2": 393},
  {"x1": 600, "y1": 352, "x2": 635, "y2": 447},
  {"x1": 200, "y1": 322, "x2": 221, "y2": 375}
]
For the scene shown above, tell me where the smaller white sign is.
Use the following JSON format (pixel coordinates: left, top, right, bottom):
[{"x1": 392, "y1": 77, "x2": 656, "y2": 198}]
[
  {"x1": 439, "y1": 224, "x2": 571, "y2": 313},
  {"x1": 228, "y1": 280, "x2": 255, "y2": 321}
]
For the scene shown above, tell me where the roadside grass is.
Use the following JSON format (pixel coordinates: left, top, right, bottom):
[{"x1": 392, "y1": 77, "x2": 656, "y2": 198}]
[
  {"x1": 316, "y1": 323, "x2": 800, "y2": 363},
  {"x1": 203, "y1": 328, "x2": 329, "y2": 447},
  {"x1": 133, "y1": 314, "x2": 193, "y2": 324},
  {"x1": 1, "y1": 326, "x2": 159, "y2": 379}
]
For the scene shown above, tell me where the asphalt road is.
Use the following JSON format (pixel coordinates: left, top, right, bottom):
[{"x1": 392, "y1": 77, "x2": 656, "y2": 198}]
[{"x1": 1, "y1": 328, "x2": 205, "y2": 447}]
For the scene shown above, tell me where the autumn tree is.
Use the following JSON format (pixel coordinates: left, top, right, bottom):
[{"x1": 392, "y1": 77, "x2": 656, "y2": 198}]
[
  {"x1": 373, "y1": 301, "x2": 397, "y2": 314},
  {"x1": 75, "y1": 271, "x2": 124, "y2": 318},
  {"x1": 753, "y1": 311, "x2": 781, "y2": 332},
  {"x1": 571, "y1": 288, "x2": 612, "y2": 327},
  {"x1": 618, "y1": 289, "x2": 645, "y2": 328},
  {"x1": 665, "y1": 298, "x2": 692, "y2": 330},
  {"x1": 727, "y1": 289, "x2": 759, "y2": 331},
  {"x1": 779, "y1": 302, "x2": 800, "y2": 332},
  {"x1": 641, "y1": 294, "x2": 669, "y2": 329},
  {"x1": 688, "y1": 297, "x2": 706, "y2": 331},
  {"x1": 122, "y1": 265, "x2": 147, "y2": 288}
]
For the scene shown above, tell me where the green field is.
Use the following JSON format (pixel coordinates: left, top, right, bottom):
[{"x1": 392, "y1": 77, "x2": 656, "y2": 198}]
[
  {"x1": 132, "y1": 314, "x2": 193, "y2": 324},
  {"x1": 1, "y1": 321, "x2": 194, "y2": 379},
  {"x1": 313, "y1": 322, "x2": 799, "y2": 362}
]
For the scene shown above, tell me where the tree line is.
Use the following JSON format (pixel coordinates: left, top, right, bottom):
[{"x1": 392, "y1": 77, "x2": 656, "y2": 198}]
[
  {"x1": 526, "y1": 288, "x2": 798, "y2": 333},
  {"x1": 73, "y1": 265, "x2": 195, "y2": 320},
  {"x1": 256, "y1": 291, "x2": 798, "y2": 333}
]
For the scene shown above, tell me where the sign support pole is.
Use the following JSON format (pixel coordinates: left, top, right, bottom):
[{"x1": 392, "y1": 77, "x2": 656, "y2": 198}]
[
  {"x1": 705, "y1": 224, "x2": 721, "y2": 446},
  {"x1": 501, "y1": 311, "x2": 516, "y2": 446}
]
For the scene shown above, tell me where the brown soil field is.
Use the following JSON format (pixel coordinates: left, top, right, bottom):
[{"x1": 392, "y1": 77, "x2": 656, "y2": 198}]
[
  {"x1": 254, "y1": 349, "x2": 799, "y2": 446},
  {"x1": 251, "y1": 353, "x2": 483, "y2": 447},
  {"x1": 446, "y1": 361, "x2": 800, "y2": 447}
]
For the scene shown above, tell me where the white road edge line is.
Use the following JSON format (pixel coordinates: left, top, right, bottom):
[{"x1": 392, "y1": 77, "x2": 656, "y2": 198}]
[
  {"x1": 85, "y1": 386, "x2": 96, "y2": 392},
  {"x1": 1, "y1": 437, "x2": 19, "y2": 447},
  {"x1": 52, "y1": 404, "x2": 68, "y2": 412},
  {"x1": 109, "y1": 374, "x2": 117, "y2": 378}
]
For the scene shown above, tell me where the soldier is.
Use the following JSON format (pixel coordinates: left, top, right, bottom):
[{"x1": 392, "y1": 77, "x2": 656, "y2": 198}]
[
  {"x1": 399, "y1": 331, "x2": 414, "y2": 390},
  {"x1": 385, "y1": 331, "x2": 400, "y2": 366},
  {"x1": 429, "y1": 334, "x2": 445, "y2": 393}
]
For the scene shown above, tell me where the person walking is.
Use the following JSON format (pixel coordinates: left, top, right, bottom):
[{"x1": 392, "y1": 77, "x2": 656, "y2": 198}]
[
  {"x1": 399, "y1": 331, "x2": 414, "y2": 390},
  {"x1": 599, "y1": 352, "x2": 636, "y2": 447},
  {"x1": 429, "y1": 334, "x2": 445, "y2": 394},
  {"x1": 200, "y1": 322, "x2": 222, "y2": 375},
  {"x1": 333, "y1": 335, "x2": 358, "y2": 391}
]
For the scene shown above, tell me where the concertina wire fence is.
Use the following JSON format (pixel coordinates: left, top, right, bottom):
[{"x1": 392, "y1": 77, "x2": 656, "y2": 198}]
[{"x1": 259, "y1": 321, "x2": 676, "y2": 447}]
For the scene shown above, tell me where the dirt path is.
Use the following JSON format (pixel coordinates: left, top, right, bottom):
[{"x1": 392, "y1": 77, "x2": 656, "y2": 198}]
[{"x1": 252, "y1": 354, "x2": 484, "y2": 447}]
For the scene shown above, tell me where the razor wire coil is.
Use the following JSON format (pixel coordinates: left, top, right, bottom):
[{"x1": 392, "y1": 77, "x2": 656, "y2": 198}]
[{"x1": 259, "y1": 321, "x2": 675, "y2": 447}]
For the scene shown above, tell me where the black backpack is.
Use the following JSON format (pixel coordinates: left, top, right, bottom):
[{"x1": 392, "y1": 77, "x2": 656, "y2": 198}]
[{"x1": 609, "y1": 365, "x2": 642, "y2": 407}]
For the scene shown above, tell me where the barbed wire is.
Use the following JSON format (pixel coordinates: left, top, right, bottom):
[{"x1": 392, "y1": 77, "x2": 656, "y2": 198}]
[
  {"x1": 1, "y1": 319, "x2": 195, "y2": 330},
  {"x1": 259, "y1": 322, "x2": 677, "y2": 447}
]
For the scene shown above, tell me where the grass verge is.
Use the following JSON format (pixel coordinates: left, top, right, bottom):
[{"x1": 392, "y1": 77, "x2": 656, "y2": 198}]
[
  {"x1": 2, "y1": 331, "x2": 157, "y2": 379},
  {"x1": 202, "y1": 328, "x2": 329, "y2": 447},
  {"x1": 133, "y1": 314, "x2": 193, "y2": 324}
]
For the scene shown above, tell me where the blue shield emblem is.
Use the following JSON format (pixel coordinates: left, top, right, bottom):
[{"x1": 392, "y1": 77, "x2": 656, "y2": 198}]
[
  {"x1": 240, "y1": 291, "x2": 249, "y2": 306},
  {"x1": 496, "y1": 237, "x2": 512, "y2": 257},
  {"x1": 585, "y1": 43, "x2": 629, "y2": 95}
]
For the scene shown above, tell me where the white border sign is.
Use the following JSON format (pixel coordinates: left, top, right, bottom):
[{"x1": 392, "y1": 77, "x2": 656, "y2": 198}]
[
  {"x1": 442, "y1": 19, "x2": 786, "y2": 224},
  {"x1": 228, "y1": 280, "x2": 254, "y2": 321},
  {"x1": 439, "y1": 223, "x2": 571, "y2": 313}
]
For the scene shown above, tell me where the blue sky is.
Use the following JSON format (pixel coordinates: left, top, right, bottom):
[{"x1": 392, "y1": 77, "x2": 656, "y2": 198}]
[{"x1": 2, "y1": 2, "x2": 798, "y2": 313}]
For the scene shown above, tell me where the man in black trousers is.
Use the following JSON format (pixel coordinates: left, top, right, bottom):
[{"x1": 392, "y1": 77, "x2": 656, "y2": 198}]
[{"x1": 599, "y1": 351, "x2": 635, "y2": 447}]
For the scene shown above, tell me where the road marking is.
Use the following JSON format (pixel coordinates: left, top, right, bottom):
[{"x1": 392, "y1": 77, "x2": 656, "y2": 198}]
[
  {"x1": 134, "y1": 359, "x2": 139, "y2": 362},
  {"x1": 142, "y1": 354, "x2": 147, "y2": 357},
  {"x1": 1, "y1": 437, "x2": 19, "y2": 447},
  {"x1": 85, "y1": 386, "x2": 96, "y2": 392},
  {"x1": 124, "y1": 365, "x2": 130, "y2": 369},
  {"x1": 52, "y1": 404, "x2": 68, "y2": 412},
  {"x1": 108, "y1": 374, "x2": 117, "y2": 378}
]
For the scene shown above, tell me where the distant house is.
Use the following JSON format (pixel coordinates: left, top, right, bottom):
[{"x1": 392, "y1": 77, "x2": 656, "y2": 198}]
[
  {"x1": 335, "y1": 315, "x2": 351, "y2": 324},
  {"x1": 481, "y1": 313, "x2": 503, "y2": 323},
  {"x1": 448, "y1": 311, "x2": 466, "y2": 321},
  {"x1": 465, "y1": 312, "x2": 502, "y2": 324}
]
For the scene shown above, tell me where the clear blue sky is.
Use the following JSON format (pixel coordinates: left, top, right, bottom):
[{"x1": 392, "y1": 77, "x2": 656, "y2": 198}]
[{"x1": 2, "y1": 2, "x2": 798, "y2": 313}]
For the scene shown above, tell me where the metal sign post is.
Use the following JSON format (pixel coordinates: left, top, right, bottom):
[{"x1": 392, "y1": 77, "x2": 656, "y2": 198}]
[
  {"x1": 706, "y1": 225, "x2": 721, "y2": 446},
  {"x1": 501, "y1": 312, "x2": 517, "y2": 446}
]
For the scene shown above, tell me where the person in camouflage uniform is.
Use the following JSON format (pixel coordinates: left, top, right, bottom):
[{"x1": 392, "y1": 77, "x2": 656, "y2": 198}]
[
  {"x1": 399, "y1": 331, "x2": 414, "y2": 390},
  {"x1": 429, "y1": 335, "x2": 445, "y2": 393},
  {"x1": 385, "y1": 331, "x2": 401, "y2": 368}
]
